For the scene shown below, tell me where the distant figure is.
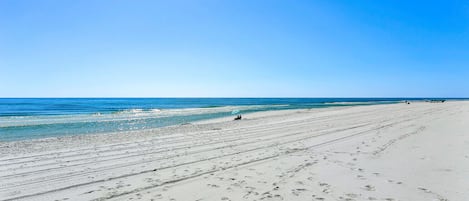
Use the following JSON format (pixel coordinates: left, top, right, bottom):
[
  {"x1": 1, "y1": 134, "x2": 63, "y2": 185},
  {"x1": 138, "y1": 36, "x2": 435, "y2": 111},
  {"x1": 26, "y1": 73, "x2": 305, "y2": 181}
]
[
  {"x1": 234, "y1": 115, "x2": 242, "y2": 120},
  {"x1": 429, "y1": 99, "x2": 446, "y2": 103}
]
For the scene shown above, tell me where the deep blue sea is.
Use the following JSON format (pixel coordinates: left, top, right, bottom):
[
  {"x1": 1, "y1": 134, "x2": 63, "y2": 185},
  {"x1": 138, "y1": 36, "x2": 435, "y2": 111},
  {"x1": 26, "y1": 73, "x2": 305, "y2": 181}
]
[{"x1": 0, "y1": 98, "x2": 453, "y2": 141}]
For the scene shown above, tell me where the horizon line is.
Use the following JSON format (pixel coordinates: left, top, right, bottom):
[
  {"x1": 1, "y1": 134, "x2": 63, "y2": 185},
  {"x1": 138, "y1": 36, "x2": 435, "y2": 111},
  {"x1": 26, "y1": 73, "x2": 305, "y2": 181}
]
[{"x1": 0, "y1": 97, "x2": 466, "y2": 99}]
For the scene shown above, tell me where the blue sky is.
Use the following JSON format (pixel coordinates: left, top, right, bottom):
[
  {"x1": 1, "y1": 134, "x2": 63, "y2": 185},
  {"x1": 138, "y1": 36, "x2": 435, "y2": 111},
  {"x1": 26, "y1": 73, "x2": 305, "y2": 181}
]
[{"x1": 1, "y1": 0, "x2": 468, "y2": 97}]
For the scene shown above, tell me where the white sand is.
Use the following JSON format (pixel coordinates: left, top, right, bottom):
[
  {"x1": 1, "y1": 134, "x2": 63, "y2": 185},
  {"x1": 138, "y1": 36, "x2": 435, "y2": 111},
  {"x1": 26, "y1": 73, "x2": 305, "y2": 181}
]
[{"x1": 0, "y1": 101, "x2": 468, "y2": 201}]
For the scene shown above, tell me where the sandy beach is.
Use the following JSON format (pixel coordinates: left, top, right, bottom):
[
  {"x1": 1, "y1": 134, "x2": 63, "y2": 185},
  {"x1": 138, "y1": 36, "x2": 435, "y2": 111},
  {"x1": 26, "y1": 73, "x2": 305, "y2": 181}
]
[{"x1": 0, "y1": 101, "x2": 468, "y2": 201}]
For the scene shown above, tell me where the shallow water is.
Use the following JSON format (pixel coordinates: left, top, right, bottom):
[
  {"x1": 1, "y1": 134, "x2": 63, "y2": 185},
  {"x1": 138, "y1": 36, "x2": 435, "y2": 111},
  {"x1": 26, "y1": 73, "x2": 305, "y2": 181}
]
[{"x1": 0, "y1": 98, "x2": 449, "y2": 141}]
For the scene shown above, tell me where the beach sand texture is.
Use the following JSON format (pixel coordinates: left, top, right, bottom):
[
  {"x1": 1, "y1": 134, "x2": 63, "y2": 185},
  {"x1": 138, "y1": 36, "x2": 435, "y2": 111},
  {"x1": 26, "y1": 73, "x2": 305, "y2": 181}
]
[{"x1": 0, "y1": 101, "x2": 468, "y2": 201}]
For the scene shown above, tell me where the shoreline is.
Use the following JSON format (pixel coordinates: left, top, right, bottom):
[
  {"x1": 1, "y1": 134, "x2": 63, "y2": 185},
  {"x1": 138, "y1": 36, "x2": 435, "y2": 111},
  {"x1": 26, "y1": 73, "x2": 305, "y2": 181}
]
[
  {"x1": 1, "y1": 101, "x2": 468, "y2": 200},
  {"x1": 1, "y1": 99, "x2": 459, "y2": 143},
  {"x1": 0, "y1": 103, "x2": 372, "y2": 145},
  {"x1": 0, "y1": 107, "x2": 341, "y2": 154}
]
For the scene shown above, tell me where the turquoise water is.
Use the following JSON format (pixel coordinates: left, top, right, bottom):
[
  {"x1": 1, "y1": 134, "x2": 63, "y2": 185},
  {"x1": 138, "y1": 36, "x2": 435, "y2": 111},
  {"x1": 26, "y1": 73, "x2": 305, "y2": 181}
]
[{"x1": 0, "y1": 98, "x2": 451, "y2": 141}]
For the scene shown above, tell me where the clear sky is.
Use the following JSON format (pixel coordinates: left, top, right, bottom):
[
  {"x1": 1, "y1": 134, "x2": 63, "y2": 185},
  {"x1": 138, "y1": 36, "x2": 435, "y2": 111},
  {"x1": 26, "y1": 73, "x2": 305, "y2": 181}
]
[{"x1": 1, "y1": 0, "x2": 468, "y2": 97}]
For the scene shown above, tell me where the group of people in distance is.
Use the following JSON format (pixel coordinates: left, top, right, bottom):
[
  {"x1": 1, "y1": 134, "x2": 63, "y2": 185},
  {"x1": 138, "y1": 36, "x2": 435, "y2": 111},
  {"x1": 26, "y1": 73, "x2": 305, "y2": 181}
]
[{"x1": 404, "y1": 100, "x2": 446, "y2": 104}]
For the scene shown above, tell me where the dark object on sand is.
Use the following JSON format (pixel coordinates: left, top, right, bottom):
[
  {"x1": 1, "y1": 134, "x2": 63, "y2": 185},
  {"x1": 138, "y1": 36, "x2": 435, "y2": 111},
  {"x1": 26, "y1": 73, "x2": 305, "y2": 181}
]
[
  {"x1": 234, "y1": 115, "x2": 242, "y2": 120},
  {"x1": 404, "y1": 101, "x2": 410, "y2": 104},
  {"x1": 427, "y1": 99, "x2": 446, "y2": 103}
]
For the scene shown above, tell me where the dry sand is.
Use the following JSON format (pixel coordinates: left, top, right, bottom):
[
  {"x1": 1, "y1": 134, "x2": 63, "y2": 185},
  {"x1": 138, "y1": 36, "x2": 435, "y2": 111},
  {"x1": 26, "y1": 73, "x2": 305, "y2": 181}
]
[{"x1": 0, "y1": 101, "x2": 468, "y2": 201}]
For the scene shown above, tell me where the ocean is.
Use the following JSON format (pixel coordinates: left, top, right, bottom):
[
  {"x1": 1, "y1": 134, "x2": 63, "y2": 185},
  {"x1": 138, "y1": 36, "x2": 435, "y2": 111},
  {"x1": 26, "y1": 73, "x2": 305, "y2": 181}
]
[{"x1": 0, "y1": 98, "x2": 449, "y2": 141}]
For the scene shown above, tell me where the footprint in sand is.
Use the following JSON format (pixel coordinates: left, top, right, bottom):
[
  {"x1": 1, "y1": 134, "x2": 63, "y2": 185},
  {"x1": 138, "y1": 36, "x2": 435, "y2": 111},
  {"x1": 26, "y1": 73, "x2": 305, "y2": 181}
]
[
  {"x1": 356, "y1": 175, "x2": 366, "y2": 180},
  {"x1": 418, "y1": 187, "x2": 432, "y2": 193},
  {"x1": 207, "y1": 184, "x2": 220, "y2": 188},
  {"x1": 259, "y1": 191, "x2": 283, "y2": 200},
  {"x1": 243, "y1": 190, "x2": 259, "y2": 199},
  {"x1": 245, "y1": 186, "x2": 256, "y2": 191},
  {"x1": 273, "y1": 194, "x2": 283, "y2": 200},
  {"x1": 83, "y1": 190, "x2": 94, "y2": 194},
  {"x1": 318, "y1": 182, "x2": 329, "y2": 187},
  {"x1": 291, "y1": 188, "x2": 307, "y2": 196},
  {"x1": 363, "y1": 185, "x2": 375, "y2": 191},
  {"x1": 345, "y1": 193, "x2": 358, "y2": 198}
]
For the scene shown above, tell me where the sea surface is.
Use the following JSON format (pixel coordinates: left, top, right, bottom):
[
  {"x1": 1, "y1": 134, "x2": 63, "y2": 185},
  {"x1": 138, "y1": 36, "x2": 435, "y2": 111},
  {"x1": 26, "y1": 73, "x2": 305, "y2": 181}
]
[{"x1": 0, "y1": 98, "x2": 451, "y2": 141}]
